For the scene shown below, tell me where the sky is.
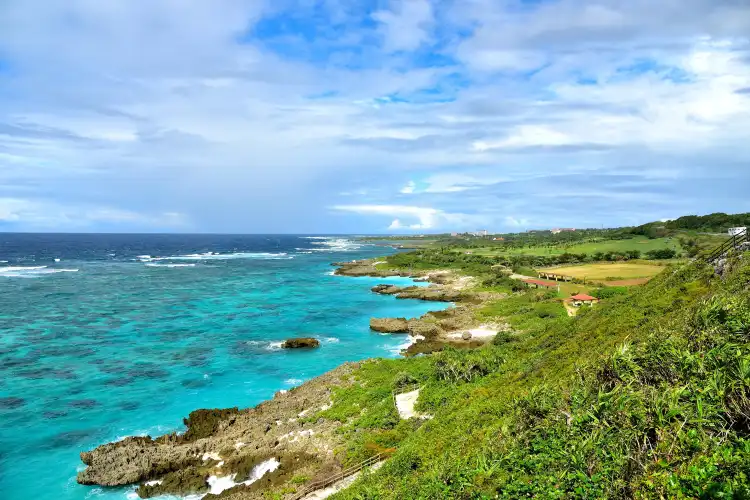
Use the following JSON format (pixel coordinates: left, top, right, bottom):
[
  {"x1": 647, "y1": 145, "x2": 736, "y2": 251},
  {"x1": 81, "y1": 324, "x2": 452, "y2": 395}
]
[{"x1": 0, "y1": 0, "x2": 749, "y2": 234}]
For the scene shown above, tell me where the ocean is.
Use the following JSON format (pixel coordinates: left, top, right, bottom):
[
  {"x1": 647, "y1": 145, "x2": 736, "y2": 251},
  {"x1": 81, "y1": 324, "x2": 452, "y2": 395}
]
[{"x1": 0, "y1": 234, "x2": 448, "y2": 500}]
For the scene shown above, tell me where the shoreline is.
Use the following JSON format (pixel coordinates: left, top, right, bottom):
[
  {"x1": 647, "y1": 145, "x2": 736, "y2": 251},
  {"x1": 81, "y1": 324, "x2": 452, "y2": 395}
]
[{"x1": 74, "y1": 257, "x2": 499, "y2": 499}]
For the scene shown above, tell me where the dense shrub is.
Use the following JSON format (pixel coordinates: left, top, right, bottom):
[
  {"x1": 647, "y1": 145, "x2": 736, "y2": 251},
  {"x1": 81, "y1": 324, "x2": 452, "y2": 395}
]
[
  {"x1": 433, "y1": 347, "x2": 505, "y2": 384},
  {"x1": 647, "y1": 248, "x2": 678, "y2": 259},
  {"x1": 330, "y1": 254, "x2": 750, "y2": 499}
]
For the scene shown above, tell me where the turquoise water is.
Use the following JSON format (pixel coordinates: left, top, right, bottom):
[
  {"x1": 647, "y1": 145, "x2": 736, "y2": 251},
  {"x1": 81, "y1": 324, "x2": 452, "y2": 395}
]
[{"x1": 0, "y1": 235, "x2": 448, "y2": 500}]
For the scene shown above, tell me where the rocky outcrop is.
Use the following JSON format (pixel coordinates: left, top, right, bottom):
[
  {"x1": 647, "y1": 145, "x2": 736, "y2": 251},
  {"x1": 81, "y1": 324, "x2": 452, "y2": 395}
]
[
  {"x1": 395, "y1": 286, "x2": 462, "y2": 302},
  {"x1": 281, "y1": 338, "x2": 320, "y2": 349},
  {"x1": 369, "y1": 317, "x2": 409, "y2": 333},
  {"x1": 371, "y1": 284, "x2": 463, "y2": 302},
  {"x1": 76, "y1": 364, "x2": 360, "y2": 497},
  {"x1": 333, "y1": 260, "x2": 409, "y2": 278},
  {"x1": 406, "y1": 320, "x2": 442, "y2": 339},
  {"x1": 371, "y1": 284, "x2": 403, "y2": 295}
]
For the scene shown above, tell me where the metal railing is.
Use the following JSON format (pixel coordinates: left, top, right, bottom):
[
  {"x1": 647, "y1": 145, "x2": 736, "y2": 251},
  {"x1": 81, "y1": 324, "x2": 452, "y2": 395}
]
[
  {"x1": 391, "y1": 383, "x2": 421, "y2": 406},
  {"x1": 292, "y1": 453, "x2": 386, "y2": 499},
  {"x1": 705, "y1": 229, "x2": 749, "y2": 263}
]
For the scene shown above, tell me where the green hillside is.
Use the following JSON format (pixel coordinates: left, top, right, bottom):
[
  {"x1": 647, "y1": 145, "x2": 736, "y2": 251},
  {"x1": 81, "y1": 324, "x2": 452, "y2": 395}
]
[{"x1": 312, "y1": 253, "x2": 750, "y2": 498}]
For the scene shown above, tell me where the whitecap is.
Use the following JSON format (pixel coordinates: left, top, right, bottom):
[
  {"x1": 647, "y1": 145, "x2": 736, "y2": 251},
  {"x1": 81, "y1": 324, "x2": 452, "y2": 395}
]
[
  {"x1": 54, "y1": 258, "x2": 61, "y2": 262},
  {"x1": 321, "y1": 337, "x2": 340, "y2": 344},
  {"x1": 148, "y1": 252, "x2": 293, "y2": 262},
  {"x1": 243, "y1": 340, "x2": 284, "y2": 351},
  {"x1": 284, "y1": 378, "x2": 303, "y2": 386},
  {"x1": 114, "y1": 424, "x2": 176, "y2": 443},
  {"x1": 0, "y1": 266, "x2": 78, "y2": 278},
  {"x1": 206, "y1": 458, "x2": 280, "y2": 496},
  {"x1": 386, "y1": 336, "x2": 418, "y2": 356},
  {"x1": 144, "y1": 263, "x2": 196, "y2": 268}
]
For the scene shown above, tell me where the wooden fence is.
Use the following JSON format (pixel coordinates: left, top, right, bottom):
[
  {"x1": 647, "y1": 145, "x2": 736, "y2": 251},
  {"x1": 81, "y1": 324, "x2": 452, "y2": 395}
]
[{"x1": 292, "y1": 452, "x2": 386, "y2": 499}]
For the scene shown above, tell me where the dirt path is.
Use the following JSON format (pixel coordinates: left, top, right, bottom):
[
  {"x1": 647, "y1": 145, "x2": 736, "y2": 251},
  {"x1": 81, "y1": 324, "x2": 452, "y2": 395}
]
[
  {"x1": 563, "y1": 300, "x2": 577, "y2": 317},
  {"x1": 395, "y1": 389, "x2": 422, "y2": 419}
]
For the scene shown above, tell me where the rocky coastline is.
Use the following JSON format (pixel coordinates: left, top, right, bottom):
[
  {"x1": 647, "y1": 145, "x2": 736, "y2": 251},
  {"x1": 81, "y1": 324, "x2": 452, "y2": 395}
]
[{"x1": 75, "y1": 257, "x2": 504, "y2": 499}]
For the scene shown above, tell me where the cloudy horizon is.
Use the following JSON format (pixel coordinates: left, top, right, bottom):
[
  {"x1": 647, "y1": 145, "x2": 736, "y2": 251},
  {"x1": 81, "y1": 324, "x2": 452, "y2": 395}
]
[{"x1": 1, "y1": 0, "x2": 749, "y2": 234}]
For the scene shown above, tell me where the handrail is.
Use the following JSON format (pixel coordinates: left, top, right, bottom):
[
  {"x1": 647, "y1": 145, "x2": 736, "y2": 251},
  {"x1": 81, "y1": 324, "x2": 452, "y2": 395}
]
[
  {"x1": 705, "y1": 229, "x2": 748, "y2": 263},
  {"x1": 392, "y1": 382, "x2": 421, "y2": 398},
  {"x1": 292, "y1": 452, "x2": 386, "y2": 499}
]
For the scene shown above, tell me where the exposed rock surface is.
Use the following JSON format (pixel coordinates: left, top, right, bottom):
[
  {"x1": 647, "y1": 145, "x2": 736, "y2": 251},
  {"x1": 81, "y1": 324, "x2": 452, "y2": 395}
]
[
  {"x1": 77, "y1": 364, "x2": 360, "y2": 498},
  {"x1": 395, "y1": 286, "x2": 462, "y2": 302},
  {"x1": 281, "y1": 338, "x2": 320, "y2": 349},
  {"x1": 370, "y1": 284, "x2": 403, "y2": 295},
  {"x1": 333, "y1": 260, "x2": 409, "y2": 278},
  {"x1": 369, "y1": 317, "x2": 409, "y2": 333}
]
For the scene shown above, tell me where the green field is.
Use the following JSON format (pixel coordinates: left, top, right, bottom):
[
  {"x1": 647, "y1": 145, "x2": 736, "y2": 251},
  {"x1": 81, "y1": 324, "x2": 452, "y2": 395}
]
[
  {"x1": 459, "y1": 236, "x2": 680, "y2": 257},
  {"x1": 540, "y1": 262, "x2": 667, "y2": 281}
]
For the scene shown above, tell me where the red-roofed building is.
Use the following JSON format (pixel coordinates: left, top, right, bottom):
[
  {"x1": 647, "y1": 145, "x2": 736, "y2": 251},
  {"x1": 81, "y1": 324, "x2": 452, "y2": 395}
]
[
  {"x1": 522, "y1": 278, "x2": 559, "y2": 289},
  {"x1": 570, "y1": 293, "x2": 599, "y2": 306}
]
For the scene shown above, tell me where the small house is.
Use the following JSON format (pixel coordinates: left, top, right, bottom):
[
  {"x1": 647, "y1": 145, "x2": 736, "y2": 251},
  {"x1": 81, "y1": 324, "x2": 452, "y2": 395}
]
[
  {"x1": 570, "y1": 293, "x2": 599, "y2": 306},
  {"x1": 522, "y1": 278, "x2": 559, "y2": 290}
]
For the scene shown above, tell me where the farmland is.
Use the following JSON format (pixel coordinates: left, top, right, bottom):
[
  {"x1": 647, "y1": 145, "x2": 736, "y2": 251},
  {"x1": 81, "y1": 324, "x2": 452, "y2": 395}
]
[{"x1": 539, "y1": 262, "x2": 667, "y2": 281}]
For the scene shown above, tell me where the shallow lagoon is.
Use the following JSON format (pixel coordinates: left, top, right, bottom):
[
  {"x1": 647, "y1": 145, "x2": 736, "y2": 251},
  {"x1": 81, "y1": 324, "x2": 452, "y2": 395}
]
[{"x1": 0, "y1": 235, "x2": 449, "y2": 500}]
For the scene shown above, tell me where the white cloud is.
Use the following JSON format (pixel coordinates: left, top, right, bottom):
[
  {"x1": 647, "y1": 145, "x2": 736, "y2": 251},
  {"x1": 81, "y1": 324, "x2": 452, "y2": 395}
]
[
  {"x1": 0, "y1": 197, "x2": 187, "y2": 231},
  {"x1": 0, "y1": 1, "x2": 749, "y2": 232},
  {"x1": 372, "y1": 0, "x2": 433, "y2": 53},
  {"x1": 400, "y1": 181, "x2": 416, "y2": 194}
]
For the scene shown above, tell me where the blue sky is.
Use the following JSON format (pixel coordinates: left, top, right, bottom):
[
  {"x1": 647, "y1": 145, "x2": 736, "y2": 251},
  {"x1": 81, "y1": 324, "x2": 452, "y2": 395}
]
[{"x1": 0, "y1": 0, "x2": 749, "y2": 233}]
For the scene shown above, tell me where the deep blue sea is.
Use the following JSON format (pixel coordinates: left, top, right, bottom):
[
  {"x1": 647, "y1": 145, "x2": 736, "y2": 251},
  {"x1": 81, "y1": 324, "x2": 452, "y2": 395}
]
[{"x1": 0, "y1": 234, "x2": 448, "y2": 500}]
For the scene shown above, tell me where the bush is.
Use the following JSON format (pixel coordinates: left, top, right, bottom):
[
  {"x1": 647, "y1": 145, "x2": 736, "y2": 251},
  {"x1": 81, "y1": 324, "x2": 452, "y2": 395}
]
[
  {"x1": 535, "y1": 303, "x2": 564, "y2": 318},
  {"x1": 433, "y1": 347, "x2": 504, "y2": 384},
  {"x1": 647, "y1": 248, "x2": 678, "y2": 259},
  {"x1": 592, "y1": 286, "x2": 629, "y2": 299}
]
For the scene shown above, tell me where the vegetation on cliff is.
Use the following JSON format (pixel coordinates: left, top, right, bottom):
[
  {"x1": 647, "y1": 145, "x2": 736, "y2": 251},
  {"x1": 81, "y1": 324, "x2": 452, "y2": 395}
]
[{"x1": 311, "y1": 252, "x2": 750, "y2": 498}]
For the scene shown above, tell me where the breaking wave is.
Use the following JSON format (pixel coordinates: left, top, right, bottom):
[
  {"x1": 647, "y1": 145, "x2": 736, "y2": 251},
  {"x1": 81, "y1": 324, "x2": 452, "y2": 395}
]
[
  {"x1": 138, "y1": 252, "x2": 293, "y2": 262},
  {"x1": 298, "y1": 237, "x2": 365, "y2": 253},
  {"x1": 0, "y1": 266, "x2": 79, "y2": 278},
  {"x1": 144, "y1": 263, "x2": 197, "y2": 268}
]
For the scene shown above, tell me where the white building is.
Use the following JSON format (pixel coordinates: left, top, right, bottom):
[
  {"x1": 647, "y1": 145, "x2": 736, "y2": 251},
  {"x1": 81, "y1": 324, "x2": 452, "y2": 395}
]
[{"x1": 729, "y1": 227, "x2": 747, "y2": 236}]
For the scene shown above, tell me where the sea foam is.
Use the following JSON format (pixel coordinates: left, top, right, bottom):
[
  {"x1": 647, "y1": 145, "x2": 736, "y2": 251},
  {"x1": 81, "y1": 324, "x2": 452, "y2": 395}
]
[
  {"x1": 142, "y1": 252, "x2": 293, "y2": 262},
  {"x1": 0, "y1": 266, "x2": 78, "y2": 278},
  {"x1": 145, "y1": 263, "x2": 197, "y2": 268},
  {"x1": 205, "y1": 458, "x2": 280, "y2": 496}
]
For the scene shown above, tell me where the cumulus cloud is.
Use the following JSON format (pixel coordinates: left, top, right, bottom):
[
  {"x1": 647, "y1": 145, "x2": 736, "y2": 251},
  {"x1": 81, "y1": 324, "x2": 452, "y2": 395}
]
[
  {"x1": 372, "y1": 0, "x2": 434, "y2": 53},
  {"x1": 400, "y1": 181, "x2": 416, "y2": 194},
  {"x1": 0, "y1": 0, "x2": 748, "y2": 233}
]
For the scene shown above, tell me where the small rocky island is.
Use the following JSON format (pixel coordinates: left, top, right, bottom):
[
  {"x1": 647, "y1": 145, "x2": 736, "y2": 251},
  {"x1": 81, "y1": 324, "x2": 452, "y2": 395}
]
[{"x1": 281, "y1": 338, "x2": 320, "y2": 349}]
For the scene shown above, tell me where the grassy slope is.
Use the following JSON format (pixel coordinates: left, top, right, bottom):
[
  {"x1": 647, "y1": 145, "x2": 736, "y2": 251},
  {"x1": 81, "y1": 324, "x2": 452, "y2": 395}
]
[
  {"x1": 312, "y1": 253, "x2": 750, "y2": 499},
  {"x1": 463, "y1": 236, "x2": 680, "y2": 257}
]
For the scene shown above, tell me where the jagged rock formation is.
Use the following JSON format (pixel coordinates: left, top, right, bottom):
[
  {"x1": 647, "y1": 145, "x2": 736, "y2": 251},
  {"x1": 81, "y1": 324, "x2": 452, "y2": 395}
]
[
  {"x1": 76, "y1": 364, "x2": 360, "y2": 498},
  {"x1": 281, "y1": 338, "x2": 320, "y2": 349},
  {"x1": 369, "y1": 317, "x2": 410, "y2": 333}
]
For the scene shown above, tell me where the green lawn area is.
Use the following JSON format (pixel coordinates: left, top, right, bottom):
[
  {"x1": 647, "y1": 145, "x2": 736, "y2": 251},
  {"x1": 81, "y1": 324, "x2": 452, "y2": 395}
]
[{"x1": 458, "y1": 236, "x2": 680, "y2": 257}]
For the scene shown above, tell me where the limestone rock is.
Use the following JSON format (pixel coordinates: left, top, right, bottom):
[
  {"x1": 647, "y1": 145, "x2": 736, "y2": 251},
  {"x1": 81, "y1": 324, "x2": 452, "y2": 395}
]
[
  {"x1": 281, "y1": 338, "x2": 320, "y2": 349},
  {"x1": 371, "y1": 284, "x2": 403, "y2": 295},
  {"x1": 370, "y1": 317, "x2": 409, "y2": 333}
]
